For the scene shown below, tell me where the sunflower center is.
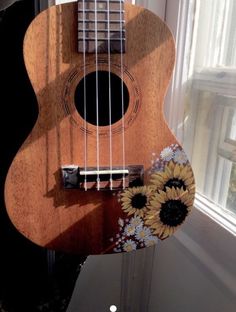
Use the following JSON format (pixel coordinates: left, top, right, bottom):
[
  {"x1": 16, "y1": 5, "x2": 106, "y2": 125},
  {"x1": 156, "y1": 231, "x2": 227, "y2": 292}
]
[
  {"x1": 164, "y1": 178, "x2": 186, "y2": 190},
  {"x1": 131, "y1": 193, "x2": 147, "y2": 209},
  {"x1": 160, "y1": 200, "x2": 188, "y2": 226}
]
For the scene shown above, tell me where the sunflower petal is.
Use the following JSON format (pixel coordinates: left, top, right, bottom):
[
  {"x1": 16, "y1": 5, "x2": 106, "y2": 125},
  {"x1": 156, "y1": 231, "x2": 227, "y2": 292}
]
[
  {"x1": 173, "y1": 164, "x2": 181, "y2": 178},
  {"x1": 179, "y1": 165, "x2": 190, "y2": 179}
]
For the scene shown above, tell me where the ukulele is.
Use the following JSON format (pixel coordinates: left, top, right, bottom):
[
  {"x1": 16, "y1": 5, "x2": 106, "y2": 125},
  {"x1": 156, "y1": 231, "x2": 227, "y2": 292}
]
[{"x1": 4, "y1": 1, "x2": 195, "y2": 254}]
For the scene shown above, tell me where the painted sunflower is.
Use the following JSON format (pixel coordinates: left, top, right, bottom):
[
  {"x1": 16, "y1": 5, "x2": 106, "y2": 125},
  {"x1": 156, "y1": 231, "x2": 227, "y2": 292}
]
[
  {"x1": 150, "y1": 161, "x2": 195, "y2": 194},
  {"x1": 120, "y1": 186, "x2": 153, "y2": 218},
  {"x1": 145, "y1": 187, "x2": 194, "y2": 239}
]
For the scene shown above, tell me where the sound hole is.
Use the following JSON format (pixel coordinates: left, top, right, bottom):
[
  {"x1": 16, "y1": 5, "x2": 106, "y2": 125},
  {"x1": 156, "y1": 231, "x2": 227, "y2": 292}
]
[{"x1": 74, "y1": 71, "x2": 129, "y2": 126}]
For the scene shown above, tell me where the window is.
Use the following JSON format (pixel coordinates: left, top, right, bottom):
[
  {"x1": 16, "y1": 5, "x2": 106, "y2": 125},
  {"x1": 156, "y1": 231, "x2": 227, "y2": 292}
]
[{"x1": 171, "y1": 0, "x2": 236, "y2": 234}]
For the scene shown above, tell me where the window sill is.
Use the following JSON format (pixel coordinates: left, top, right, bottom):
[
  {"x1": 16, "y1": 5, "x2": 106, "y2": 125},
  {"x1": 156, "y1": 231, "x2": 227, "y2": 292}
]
[
  {"x1": 195, "y1": 192, "x2": 236, "y2": 236},
  {"x1": 192, "y1": 68, "x2": 236, "y2": 96}
]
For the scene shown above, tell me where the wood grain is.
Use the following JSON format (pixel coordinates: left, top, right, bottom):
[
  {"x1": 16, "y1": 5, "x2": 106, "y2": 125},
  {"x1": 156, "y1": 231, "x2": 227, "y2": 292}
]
[{"x1": 4, "y1": 2, "x2": 177, "y2": 254}]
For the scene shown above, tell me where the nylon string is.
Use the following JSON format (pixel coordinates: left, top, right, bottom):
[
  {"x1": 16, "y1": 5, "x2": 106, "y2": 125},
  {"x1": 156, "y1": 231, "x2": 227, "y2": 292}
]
[
  {"x1": 119, "y1": 0, "x2": 125, "y2": 189},
  {"x1": 95, "y1": 0, "x2": 100, "y2": 190},
  {"x1": 82, "y1": 0, "x2": 87, "y2": 191},
  {"x1": 107, "y1": 0, "x2": 113, "y2": 190}
]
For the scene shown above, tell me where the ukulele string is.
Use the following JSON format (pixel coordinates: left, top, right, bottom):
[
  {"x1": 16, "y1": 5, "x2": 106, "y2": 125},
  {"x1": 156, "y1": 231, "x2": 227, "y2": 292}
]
[
  {"x1": 82, "y1": 0, "x2": 87, "y2": 191},
  {"x1": 95, "y1": 0, "x2": 100, "y2": 190},
  {"x1": 107, "y1": 0, "x2": 113, "y2": 190},
  {"x1": 119, "y1": 0, "x2": 125, "y2": 189}
]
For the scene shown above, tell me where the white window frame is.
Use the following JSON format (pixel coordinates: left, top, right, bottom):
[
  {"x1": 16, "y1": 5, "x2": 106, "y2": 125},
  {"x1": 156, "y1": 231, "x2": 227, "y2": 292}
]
[{"x1": 166, "y1": 0, "x2": 236, "y2": 236}]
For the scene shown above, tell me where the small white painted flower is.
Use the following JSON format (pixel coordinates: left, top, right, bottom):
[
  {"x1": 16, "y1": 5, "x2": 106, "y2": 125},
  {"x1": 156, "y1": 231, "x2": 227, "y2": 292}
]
[
  {"x1": 123, "y1": 239, "x2": 137, "y2": 252},
  {"x1": 144, "y1": 235, "x2": 158, "y2": 247},
  {"x1": 173, "y1": 149, "x2": 188, "y2": 164},
  {"x1": 160, "y1": 147, "x2": 174, "y2": 161},
  {"x1": 124, "y1": 224, "x2": 136, "y2": 236},
  {"x1": 135, "y1": 226, "x2": 152, "y2": 242},
  {"x1": 118, "y1": 218, "x2": 124, "y2": 227},
  {"x1": 129, "y1": 216, "x2": 143, "y2": 228}
]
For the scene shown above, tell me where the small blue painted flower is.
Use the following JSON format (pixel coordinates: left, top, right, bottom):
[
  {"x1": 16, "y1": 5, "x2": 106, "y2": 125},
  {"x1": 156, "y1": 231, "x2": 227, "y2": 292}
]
[
  {"x1": 123, "y1": 239, "x2": 137, "y2": 252},
  {"x1": 144, "y1": 235, "x2": 158, "y2": 247},
  {"x1": 129, "y1": 216, "x2": 143, "y2": 228},
  {"x1": 124, "y1": 223, "x2": 136, "y2": 236},
  {"x1": 135, "y1": 225, "x2": 152, "y2": 242},
  {"x1": 173, "y1": 148, "x2": 188, "y2": 165}
]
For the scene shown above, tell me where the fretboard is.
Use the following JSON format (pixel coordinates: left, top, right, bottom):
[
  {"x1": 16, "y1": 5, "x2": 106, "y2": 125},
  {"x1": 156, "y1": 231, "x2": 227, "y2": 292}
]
[{"x1": 77, "y1": 0, "x2": 125, "y2": 53}]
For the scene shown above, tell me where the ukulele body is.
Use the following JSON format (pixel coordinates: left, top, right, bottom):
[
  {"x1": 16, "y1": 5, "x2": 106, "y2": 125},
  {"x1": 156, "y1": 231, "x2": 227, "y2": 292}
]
[{"x1": 4, "y1": 3, "x2": 194, "y2": 254}]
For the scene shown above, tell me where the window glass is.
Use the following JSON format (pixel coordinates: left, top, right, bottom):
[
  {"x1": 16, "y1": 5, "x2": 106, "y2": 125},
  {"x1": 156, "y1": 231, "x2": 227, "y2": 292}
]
[{"x1": 185, "y1": 0, "x2": 236, "y2": 217}]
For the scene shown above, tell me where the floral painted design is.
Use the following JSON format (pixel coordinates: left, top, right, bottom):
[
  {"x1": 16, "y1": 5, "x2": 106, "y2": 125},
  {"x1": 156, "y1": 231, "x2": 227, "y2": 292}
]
[
  {"x1": 173, "y1": 148, "x2": 188, "y2": 164},
  {"x1": 144, "y1": 235, "x2": 158, "y2": 247},
  {"x1": 110, "y1": 144, "x2": 195, "y2": 252},
  {"x1": 150, "y1": 161, "x2": 195, "y2": 194},
  {"x1": 123, "y1": 239, "x2": 137, "y2": 252},
  {"x1": 160, "y1": 146, "x2": 174, "y2": 161},
  {"x1": 120, "y1": 186, "x2": 154, "y2": 218},
  {"x1": 135, "y1": 225, "x2": 152, "y2": 241},
  {"x1": 145, "y1": 187, "x2": 194, "y2": 239},
  {"x1": 150, "y1": 144, "x2": 188, "y2": 174},
  {"x1": 112, "y1": 217, "x2": 158, "y2": 253}
]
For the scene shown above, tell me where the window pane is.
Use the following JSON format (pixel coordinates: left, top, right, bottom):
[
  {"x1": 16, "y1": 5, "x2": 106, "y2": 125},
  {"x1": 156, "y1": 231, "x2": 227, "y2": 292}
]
[
  {"x1": 193, "y1": 0, "x2": 236, "y2": 69},
  {"x1": 185, "y1": 0, "x2": 236, "y2": 217}
]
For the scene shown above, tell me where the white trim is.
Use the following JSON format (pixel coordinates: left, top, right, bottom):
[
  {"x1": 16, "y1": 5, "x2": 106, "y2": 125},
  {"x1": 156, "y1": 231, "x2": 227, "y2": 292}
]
[
  {"x1": 192, "y1": 69, "x2": 236, "y2": 97},
  {"x1": 218, "y1": 104, "x2": 236, "y2": 162},
  {"x1": 190, "y1": 67, "x2": 236, "y2": 216},
  {"x1": 195, "y1": 192, "x2": 236, "y2": 236}
]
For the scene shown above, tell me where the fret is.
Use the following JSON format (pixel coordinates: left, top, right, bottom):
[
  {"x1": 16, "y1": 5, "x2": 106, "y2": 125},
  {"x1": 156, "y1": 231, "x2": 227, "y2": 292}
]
[
  {"x1": 78, "y1": 14, "x2": 123, "y2": 20},
  {"x1": 77, "y1": 0, "x2": 125, "y2": 53},
  {"x1": 78, "y1": 31, "x2": 125, "y2": 40},
  {"x1": 78, "y1": 1, "x2": 123, "y2": 11},
  {"x1": 78, "y1": 22, "x2": 122, "y2": 31},
  {"x1": 78, "y1": 41, "x2": 125, "y2": 53},
  {"x1": 78, "y1": 9, "x2": 124, "y2": 14},
  {"x1": 78, "y1": 19, "x2": 125, "y2": 23},
  {"x1": 78, "y1": 38, "x2": 125, "y2": 41},
  {"x1": 78, "y1": 29, "x2": 124, "y2": 33}
]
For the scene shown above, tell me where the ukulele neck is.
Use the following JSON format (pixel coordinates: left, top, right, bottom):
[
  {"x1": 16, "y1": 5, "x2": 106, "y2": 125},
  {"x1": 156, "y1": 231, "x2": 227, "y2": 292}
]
[{"x1": 77, "y1": 0, "x2": 125, "y2": 53}]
